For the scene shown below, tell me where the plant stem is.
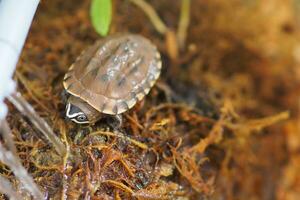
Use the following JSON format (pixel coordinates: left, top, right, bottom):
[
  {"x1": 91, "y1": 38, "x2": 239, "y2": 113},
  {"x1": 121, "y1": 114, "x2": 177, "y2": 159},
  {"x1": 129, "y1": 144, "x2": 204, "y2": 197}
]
[
  {"x1": 177, "y1": 0, "x2": 190, "y2": 49},
  {"x1": 129, "y1": 0, "x2": 168, "y2": 35}
]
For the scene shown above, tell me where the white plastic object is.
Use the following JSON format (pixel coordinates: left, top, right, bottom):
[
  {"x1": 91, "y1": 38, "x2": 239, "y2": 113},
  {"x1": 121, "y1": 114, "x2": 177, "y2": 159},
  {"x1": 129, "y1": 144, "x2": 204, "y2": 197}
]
[{"x1": 0, "y1": 0, "x2": 40, "y2": 119}]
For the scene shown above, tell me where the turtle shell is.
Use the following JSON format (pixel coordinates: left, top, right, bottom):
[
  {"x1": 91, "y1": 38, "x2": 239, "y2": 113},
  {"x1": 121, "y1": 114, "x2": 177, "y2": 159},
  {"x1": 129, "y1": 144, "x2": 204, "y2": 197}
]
[{"x1": 63, "y1": 34, "x2": 161, "y2": 115}]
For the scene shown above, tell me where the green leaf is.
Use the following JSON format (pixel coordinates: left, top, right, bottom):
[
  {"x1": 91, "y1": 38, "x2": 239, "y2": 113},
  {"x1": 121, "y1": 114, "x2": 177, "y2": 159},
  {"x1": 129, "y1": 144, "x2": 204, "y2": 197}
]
[{"x1": 90, "y1": 0, "x2": 112, "y2": 36}]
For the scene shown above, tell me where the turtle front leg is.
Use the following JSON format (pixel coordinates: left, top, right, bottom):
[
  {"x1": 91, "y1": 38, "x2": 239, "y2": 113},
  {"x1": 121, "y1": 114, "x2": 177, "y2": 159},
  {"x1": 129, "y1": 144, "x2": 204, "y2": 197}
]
[
  {"x1": 108, "y1": 114, "x2": 123, "y2": 130},
  {"x1": 114, "y1": 114, "x2": 123, "y2": 128}
]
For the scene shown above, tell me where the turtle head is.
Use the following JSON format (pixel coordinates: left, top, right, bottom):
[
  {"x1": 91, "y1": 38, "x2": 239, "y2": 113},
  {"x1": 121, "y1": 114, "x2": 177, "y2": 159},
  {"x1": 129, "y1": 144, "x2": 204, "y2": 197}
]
[
  {"x1": 65, "y1": 95, "x2": 102, "y2": 124},
  {"x1": 66, "y1": 103, "x2": 89, "y2": 124}
]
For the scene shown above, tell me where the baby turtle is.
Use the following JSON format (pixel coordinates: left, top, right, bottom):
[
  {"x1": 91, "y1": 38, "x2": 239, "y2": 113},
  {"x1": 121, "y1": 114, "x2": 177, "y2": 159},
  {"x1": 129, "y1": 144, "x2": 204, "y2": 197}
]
[{"x1": 63, "y1": 34, "x2": 161, "y2": 124}]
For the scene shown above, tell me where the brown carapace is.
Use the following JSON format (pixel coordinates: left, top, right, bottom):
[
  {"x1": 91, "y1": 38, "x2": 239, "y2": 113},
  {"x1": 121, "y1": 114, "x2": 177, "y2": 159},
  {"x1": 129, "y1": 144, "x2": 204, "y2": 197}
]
[{"x1": 63, "y1": 34, "x2": 162, "y2": 124}]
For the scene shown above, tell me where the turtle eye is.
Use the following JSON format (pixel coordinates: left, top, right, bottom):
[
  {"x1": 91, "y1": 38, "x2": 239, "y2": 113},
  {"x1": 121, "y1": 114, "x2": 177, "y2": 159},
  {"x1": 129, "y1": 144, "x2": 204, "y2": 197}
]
[{"x1": 76, "y1": 114, "x2": 88, "y2": 122}]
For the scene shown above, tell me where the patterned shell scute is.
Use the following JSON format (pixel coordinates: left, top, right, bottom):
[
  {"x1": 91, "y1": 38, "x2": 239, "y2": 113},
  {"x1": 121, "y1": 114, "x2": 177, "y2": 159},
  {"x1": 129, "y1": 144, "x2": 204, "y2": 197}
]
[{"x1": 63, "y1": 34, "x2": 161, "y2": 115}]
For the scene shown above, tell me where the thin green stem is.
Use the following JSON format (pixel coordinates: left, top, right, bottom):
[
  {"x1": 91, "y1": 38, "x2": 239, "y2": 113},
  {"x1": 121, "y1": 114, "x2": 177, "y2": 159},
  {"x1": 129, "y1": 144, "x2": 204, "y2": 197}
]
[{"x1": 129, "y1": 0, "x2": 168, "y2": 35}]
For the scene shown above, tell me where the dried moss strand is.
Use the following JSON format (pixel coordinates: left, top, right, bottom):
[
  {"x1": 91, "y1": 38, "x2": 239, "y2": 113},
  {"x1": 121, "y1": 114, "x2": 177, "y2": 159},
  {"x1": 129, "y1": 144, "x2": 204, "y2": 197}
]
[
  {"x1": 145, "y1": 103, "x2": 215, "y2": 124},
  {"x1": 88, "y1": 144, "x2": 109, "y2": 150},
  {"x1": 88, "y1": 130, "x2": 148, "y2": 149},
  {"x1": 232, "y1": 111, "x2": 290, "y2": 131},
  {"x1": 190, "y1": 119, "x2": 224, "y2": 154},
  {"x1": 103, "y1": 180, "x2": 134, "y2": 194},
  {"x1": 119, "y1": 159, "x2": 135, "y2": 177},
  {"x1": 15, "y1": 71, "x2": 52, "y2": 114},
  {"x1": 129, "y1": 0, "x2": 168, "y2": 35},
  {"x1": 125, "y1": 114, "x2": 144, "y2": 130},
  {"x1": 171, "y1": 148, "x2": 211, "y2": 194}
]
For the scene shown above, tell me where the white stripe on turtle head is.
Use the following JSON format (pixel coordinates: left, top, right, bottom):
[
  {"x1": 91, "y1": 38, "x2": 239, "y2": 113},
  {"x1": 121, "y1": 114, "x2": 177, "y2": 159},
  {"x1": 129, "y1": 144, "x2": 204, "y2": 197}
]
[
  {"x1": 66, "y1": 103, "x2": 85, "y2": 118},
  {"x1": 66, "y1": 103, "x2": 90, "y2": 124}
]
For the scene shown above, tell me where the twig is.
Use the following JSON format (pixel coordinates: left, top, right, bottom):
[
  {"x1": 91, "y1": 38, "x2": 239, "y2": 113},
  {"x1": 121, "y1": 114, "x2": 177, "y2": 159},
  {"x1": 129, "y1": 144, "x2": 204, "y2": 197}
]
[
  {"x1": 129, "y1": 0, "x2": 168, "y2": 35},
  {"x1": 0, "y1": 119, "x2": 17, "y2": 156},
  {"x1": 0, "y1": 143, "x2": 44, "y2": 199},
  {"x1": 7, "y1": 92, "x2": 66, "y2": 156},
  {"x1": 0, "y1": 176, "x2": 22, "y2": 200},
  {"x1": 177, "y1": 0, "x2": 190, "y2": 49}
]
